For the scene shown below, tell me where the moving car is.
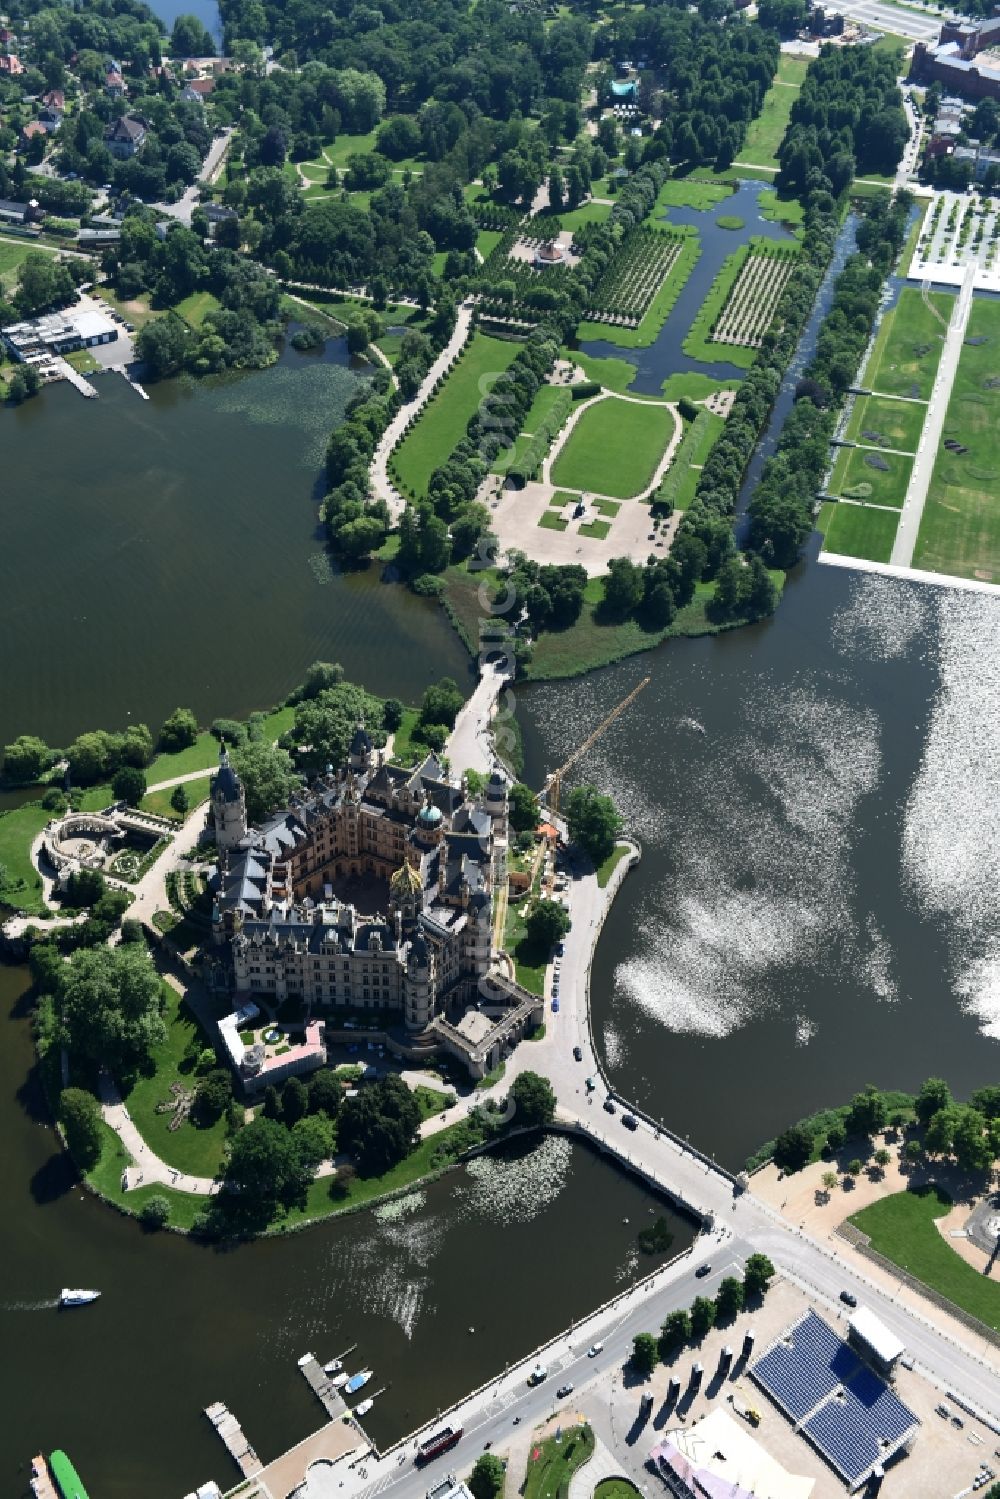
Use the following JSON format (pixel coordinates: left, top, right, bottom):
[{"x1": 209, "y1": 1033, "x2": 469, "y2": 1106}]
[
  {"x1": 588, "y1": 1342, "x2": 603, "y2": 1357},
  {"x1": 840, "y1": 1290, "x2": 858, "y2": 1307},
  {"x1": 573, "y1": 1045, "x2": 583, "y2": 1061},
  {"x1": 696, "y1": 1263, "x2": 711, "y2": 1278},
  {"x1": 556, "y1": 1383, "x2": 574, "y2": 1399}
]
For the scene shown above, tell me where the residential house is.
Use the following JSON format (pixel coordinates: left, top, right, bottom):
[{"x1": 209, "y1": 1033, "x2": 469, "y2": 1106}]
[
  {"x1": 203, "y1": 201, "x2": 238, "y2": 236},
  {"x1": 104, "y1": 115, "x2": 146, "y2": 159},
  {"x1": 0, "y1": 52, "x2": 24, "y2": 75},
  {"x1": 0, "y1": 197, "x2": 39, "y2": 225},
  {"x1": 41, "y1": 88, "x2": 65, "y2": 112},
  {"x1": 37, "y1": 105, "x2": 63, "y2": 134},
  {"x1": 105, "y1": 68, "x2": 126, "y2": 98},
  {"x1": 19, "y1": 120, "x2": 47, "y2": 150}
]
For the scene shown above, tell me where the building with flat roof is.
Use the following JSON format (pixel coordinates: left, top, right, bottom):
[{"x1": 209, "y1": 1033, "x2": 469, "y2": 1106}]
[
  {"x1": 650, "y1": 1409, "x2": 814, "y2": 1499},
  {"x1": 848, "y1": 1307, "x2": 905, "y2": 1377},
  {"x1": 1, "y1": 305, "x2": 118, "y2": 362}
]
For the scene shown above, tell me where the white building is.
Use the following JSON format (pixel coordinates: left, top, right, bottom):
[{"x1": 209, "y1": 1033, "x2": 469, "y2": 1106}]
[{"x1": 2, "y1": 305, "x2": 118, "y2": 362}]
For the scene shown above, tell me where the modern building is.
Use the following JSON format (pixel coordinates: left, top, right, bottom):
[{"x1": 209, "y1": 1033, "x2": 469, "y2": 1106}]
[
  {"x1": 104, "y1": 115, "x2": 145, "y2": 158},
  {"x1": 209, "y1": 738, "x2": 512, "y2": 1037},
  {"x1": 650, "y1": 1410, "x2": 814, "y2": 1499},
  {"x1": 847, "y1": 1308, "x2": 904, "y2": 1379},
  {"x1": 2, "y1": 305, "x2": 119, "y2": 362}
]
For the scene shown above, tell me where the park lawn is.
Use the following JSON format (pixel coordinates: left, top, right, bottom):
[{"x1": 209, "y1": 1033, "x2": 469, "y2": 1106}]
[
  {"x1": 576, "y1": 229, "x2": 699, "y2": 349},
  {"x1": 121, "y1": 983, "x2": 230, "y2": 1179},
  {"x1": 913, "y1": 298, "x2": 1000, "y2": 582},
  {"x1": 0, "y1": 236, "x2": 36, "y2": 291},
  {"x1": 864, "y1": 287, "x2": 953, "y2": 399},
  {"x1": 99, "y1": 284, "x2": 158, "y2": 329},
  {"x1": 413, "y1": 1084, "x2": 453, "y2": 1121},
  {"x1": 821, "y1": 503, "x2": 900, "y2": 564},
  {"x1": 654, "y1": 179, "x2": 732, "y2": 214},
  {"x1": 828, "y1": 444, "x2": 914, "y2": 509},
  {"x1": 0, "y1": 803, "x2": 51, "y2": 914},
  {"x1": 758, "y1": 187, "x2": 806, "y2": 234},
  {"x1": 505, "y1": 896, "x2": 548, "y2": 995},
  {"x1": 850, "y1": 1185, "x2": 1000, "y2": 1330},
  {"x1": 579, "y1": 518, "x2": 611, "y2": 539},
  {"x1": 594, "y1": 1483, "x2": 641, "y2": 1499},
  {"x1": 173, "y1": 290, "x2": 221, "y2": 328},
  {"x1": 572, "y1": 349, "x2": 637, "y2": 393},
  {"x1": 656, "y1": 408, "x2": 724, "y2": 511},
  {"x1": 523, "y1": 1426, "x2": 595, "y2": 1499},
  {"x1": 844, "y1": 392, "x2": 926, "y2": 453},
  {"x1": 738, "y1": 58, "x2": 806, "y2": 170},
  {"x1": 596, "y1": 844, "x2": 630, "y2": 888},
  {"x1": 145, "y1": 704, "x2": 295, "y2": 784},
  {"x1": 538, "y1": 198, "x2": 612, "y2": 232},
  {"x1": 64, "y1": 347, "x2": 100, "y2": 374},
  {"x1": 540, "y1": 510, "x2": 568, "y2": 531},
  {"x1": 660, "y1": 371, "x2": 732, "y2": 402},
  {"x1": 141, "y1": 774, "x2": 212, "y2": 821},
  {"x1": 476, "y1": 228, "x2": 504, "y2": 260},
  {"x1": 87, "y1": 1120, "x2": 207, "y2": 1231},
  {"x1": 388, "y1": 706, "x2": 428, "y2": 768},
  {"x1": 319, "y1": 129, "x2": 378, "y2": 168},
  {"x1": 551, "y1": 396, "x2": 675, "y2": 499},
  {"x1": 393, "y1": 333, "x2": 521, "y2": 496}
]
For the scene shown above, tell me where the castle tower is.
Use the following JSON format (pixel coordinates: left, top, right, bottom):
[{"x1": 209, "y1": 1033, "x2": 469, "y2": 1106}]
[
  {"x1": 349, "y1": 722, "x2": 373, "y2": 773},
  {"x1": 484, "y1": 769, "x2": 508, "y2": 821},
  {"x1": 403, "y1": 931, "x2": 433, "y2": 1030},
  {"x1": 211, "y1": 744, "x2": 247, "y2": 852},
  {"x1": 390, "y1": 858, "x2": 423, "y2": 927}
]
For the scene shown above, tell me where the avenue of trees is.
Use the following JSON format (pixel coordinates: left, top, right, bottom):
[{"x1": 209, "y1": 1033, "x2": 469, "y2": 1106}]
[{"x1": 633, "y1": 1253, "x2": 775, "y2": 1373}]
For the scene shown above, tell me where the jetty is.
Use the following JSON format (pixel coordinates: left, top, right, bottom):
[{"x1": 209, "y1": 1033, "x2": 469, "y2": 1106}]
[
  {"x1": 298, "y1": 1352, "x2": 349, "y2": 1420},
  {"x1": 117, "y1": 366, "x2": 149, "y2": 399},
  {"x1": 54, "y1": 358, "x2": 98, "y2": 398},
  {"x1": 203, "y1": 1401, "x2": 264, "y2": 1480}
]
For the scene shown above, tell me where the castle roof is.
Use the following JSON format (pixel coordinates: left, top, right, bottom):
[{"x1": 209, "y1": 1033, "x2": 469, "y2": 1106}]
[{"x1": 212, "y1": 745, "x2": 242, "y2": 804}]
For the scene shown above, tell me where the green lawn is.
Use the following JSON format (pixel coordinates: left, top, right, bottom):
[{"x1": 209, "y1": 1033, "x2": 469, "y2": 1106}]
[
  {"x1": 173, "y1": 290, "x2": 221, "y2": 328},
  {"x1": 538, "y1": 198, "x2": 612, "y2": 232},
  {"x1": 596, "y1": 843, "x2": 630, "y2": 887},
  {"x1": 738, "y1": 56, "x2": 807, "y2": 170},
  {"x1": 914, "y1": 296, "x2": 1000, "y2": 582},
  {"x1": 850, "y1": 1185, "x2": 1000, "y2": 1330},
  {"x1": 539, "y1": 510, "x2": 568, "y2": 531},
  {"x1": 0, "y1": 803, "x2": 51, "y2": 914},
  {"x1": 476, "y1": 228, "x2": 504, "y2": 260},
  {"x1": 87, "y1": 1120, "x2": 207, "y2": 1231},
  {"x1": 844, "y1": 392, "x2": 926, "y2": 453},
  {"x1": 654, "y1": 179, "x2": 732, "y2": 214},
  {"x1": 821, "y1": 503, "x2": 900, "y2": 563},
  {"x1": 579, "y1": 518, "x2": 611, "y2": 539},
  {"x1": 757, "y1": 187, "x2": 806, "y2": 234},
  {"x1": 64, "y1": 347, "x2": 100, "y2": 374},
  {"x1": 504, "y1": 898, "x2": 548, "y2": 995},
  {"x1": 863, "y1": 287, "x2": 954, "y2": 399},
  {"x1": 145, "y1": 704, "x2": 295, "y2": 784},
  {"x1": 551, "y1": 397, "x2": 675, "y2": 498},
  {"x1": 828, "y1": 444, "x2": 914, "y2": 509},
  {"x1": 655, "y1": 408, "x2": 724, "y2": 511},
  {"x1": 0, "y1": 236, "x2": 36, "y2": 292},
  {"x1": 572, "y1": 350, "x2": 637, "y2": 393},
  {"x1": 660, "y1": 372, "x2": 733, "y2": 402},
  {"x1": 523, "y1": 1426, "x2": 595, "y2": 1499},
  {"x1": 141, "y1": 774, "x2": 212, "y2": 821},
  {"x1": 594, "y1": 1482, "x2": 641, "y2": 1499},
  {"x1": 393, "y1": 333, "x2": 521, "y2": 496},
  {"x1": 387, "y1": 705, "x2": 424, "y2": 767},
  {"x1": 576, "y1": 230, "x2": 699, "y2": 349}
]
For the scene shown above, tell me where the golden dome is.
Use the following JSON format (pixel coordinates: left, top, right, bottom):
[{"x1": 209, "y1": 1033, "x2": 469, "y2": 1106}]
[{"x1": 390, "y1": 860, "x2": 422, "y2": 895}]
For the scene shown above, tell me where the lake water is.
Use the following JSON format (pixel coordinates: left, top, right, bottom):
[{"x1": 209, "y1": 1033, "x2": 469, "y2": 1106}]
[
  {"x1": 0, "y1": 966, "x2": 691, "y2": 1499},
  {"x1": 0, "y1": 337, "x2": 468, "y2": 751},
  {"x1": 147, "y1": 0, "x2": 223, "y2": 47},
  {"x1": 518, "y1": 557, "x2": 1000, "y2": 1169}
]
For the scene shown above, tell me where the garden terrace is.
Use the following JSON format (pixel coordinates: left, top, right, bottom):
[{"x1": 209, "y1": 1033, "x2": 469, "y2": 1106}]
[
  {"x1": 710, "y1": 244, "x2": 799, "y2": 350},
  {"x1": 586, "y1": 227, "x2": 687, "y2": 329}
]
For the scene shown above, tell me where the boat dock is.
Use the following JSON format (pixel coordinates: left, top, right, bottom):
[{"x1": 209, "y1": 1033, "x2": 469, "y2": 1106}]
[
  {"x1": 117, "y1": 366, "x2": 149, "y2": 399},
  {"x1": 298, "y1": 1353, "x2": 349, "y2": 1420},
  {"x1": 203, "y1": 1401, "x2": 264, "y2": 1480},
  {"x1": 53, "y1": 358, "x2": 98, "y2": 398},
  {"x1": 29, "y1": 1455, "x2": 58, "y2": 1499}
]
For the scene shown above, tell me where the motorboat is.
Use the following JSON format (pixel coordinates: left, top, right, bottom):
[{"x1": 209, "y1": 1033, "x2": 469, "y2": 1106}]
[
  {"x1": 354, "y1": 1398, "x2": 374, "y2": 1416},
  {"x1": 345, "y1": 1369, "x2": 372, "y2": 1394},
  {"x1": 324, "y1": 1358, "x2": 343, "y2": 1375},
  {"x1": 331, "y1": 1373, "x2": 350, "y2": 1389},
  {"x1": 59, "y1": 1289, "x2": 100, "y2": 1307}
]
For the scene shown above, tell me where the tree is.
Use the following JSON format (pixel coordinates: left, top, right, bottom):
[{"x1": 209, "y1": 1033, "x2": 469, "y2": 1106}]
[
  {"x1": 262, "y1": 1085, "x2": 282, "y2": 1121},
  {"x1": 58, "y1": 1087, "x2": 102, "y2": 1169},
  {"x1": 420, "y1": 677, "x2": 464, "y2": 730},
  {"x1": 226, "y1": 1116, "x2": 313, "y2": 1206},
  {"x1": 338, "y1": 1074, "x2": 421, "y2": 1174},
  {"x1": 565, "y1": 784, "x2": 622, "y2": 865},
  {"x1": 603, "y1": 557, "x2": 645, "y2": 617},
  {"x1": 469, "y1": 1454, "x2": 506, "y2": 1499},
  {"x1": 231, "y1": 740, "x2": 298, "y2": 823},
  {"x1": 773, "y1": 1125, "x2": 812, "y2": 1173},
  {"x1": 632, "y1": 1331, "x2": 659, "y2": 1377},
  {"x1": 903, "y1": 1138, "x2": 922, "y2": 1164},
  {"x1": 847, "y1": 1158, "x2": 863, "y2": 1177},
  {"x1": 194, "y1": 1068, "x2": 233, "y2": 1125},
  {"x1": 953, "y1": 1106, "x2": 994, "y2": 1174},
  {"x1": 846, "y1": 1084, "x2": 887, "y2": 1139},
  {"x1": 821, "y1": 1169, "x2": 839, "y2": 1195},
  {"x1": 508, "y1": 782, "x2": 539, "y2": 834},
  {"x1": 281, "y1": 1075, "x2": 308, "y2": 1126},
  {"x1": 525, "y1": 899, "x2": 571, "y2": 950},
  {"x1": 171, "y1": 13, "x2": 216, "y2": 56},
  {"x1": 139, "y1": 1195, "x2": 171, "y2": 1229},
  {"x1": 690, "y1": 1295, "x2": 716, "y2": 1339},
  {"x1": 510, "y1": 1070, "x2": 556, "y2": 1127},
  {"x1": 659, "y1": 1308, "x2": 691, "y2": 1355},
  {"x1": 743, "y1": 1252, "x2": 775, "y2": 1299},
  {"x1": 915, "y1": 1076, "x2": 952, "y2": 1127},
  {"x1": 716, "y1": 1275, "x2": 745, "y2": 1321},
  {"x1": 56, "y1": 944, "x2": 166, "y2": 1075},
  {"x1": 112, "y1": 765, "x2": 147, "y2": 806},
  {"x1": 383, "y1": 698, "x2": 404, "y2": 732},
  {"x1": 291, "y1": 1113, "x2": 334, "y2": 1170},
  {"x1": 15, "y1": 253, "x2": 75, "y2": 317},
  {"x1": 925, "y1": 1104, "x2": 961, "y2": 1158},
  {"x1": 159, "y1": 707, "x2": 199, "y2": 752},
  {"x1": 873, "y1": 1147, "x2": 892, "y2": 1173},
  {"x1": 170, "y1": 784, "x2": 189, "y2": 816},
  {"x1": 137, "y1": 316, "x2": 192, "y2": 379},
  {"x1": 3, "y1": 734, "x2": 52, "y2": 783},
  {"x1": 308, "y1": 1069, "x2": 343, "y2": 1117},
  {"x1": 970, "y1": 1085, "x2": 1000, "y2": 1121},
  {"x1": 825, "y1": 1122, "x2": 846, "y2": 1154}
]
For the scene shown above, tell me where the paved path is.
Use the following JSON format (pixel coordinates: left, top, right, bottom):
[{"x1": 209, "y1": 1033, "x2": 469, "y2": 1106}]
[
  {"x1": 157, "y1": 128, "x2": 233, "y2": 227},
  {"x1": 98, "y1": 1068, "x2": 220, "y2": 1196},
  {"x1": 445, "y1": 663, "x2": 509, "y2": 779},
  {"x1": 890, "y1": 263, "x2": 976, "y2": 567},
  {"x1": 369, "y1": 302, "x2": 475, "y2": 521}
]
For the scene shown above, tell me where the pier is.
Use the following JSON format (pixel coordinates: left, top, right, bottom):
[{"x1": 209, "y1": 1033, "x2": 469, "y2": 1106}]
[
  {"x1": 298, "y1": 1352, "x2": 349, "y2": 1420},
  {"x1": 117, "y1": 365, "x2": 149, "y2": 399},
  {"x1": 53, "y1": 358, "x2": 98, "y2": 398},
  {"x1": 203, "y1": 1401, "x2": 264, "y2": 1480}
]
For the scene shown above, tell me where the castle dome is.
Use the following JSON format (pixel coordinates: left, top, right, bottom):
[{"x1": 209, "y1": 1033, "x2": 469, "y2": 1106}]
[
  {"x1": 212, "y1": 746, "x2": 242, "y2": 804},
  {"x1": 418, "y1": 802, "x2": 443, "y2": 828},
  {"x1": 390, "y1": 860, "x2": 423, "y2": 896}
]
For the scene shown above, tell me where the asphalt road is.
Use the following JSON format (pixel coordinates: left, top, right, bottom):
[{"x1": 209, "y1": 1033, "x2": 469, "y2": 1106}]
[{"x1": 834, "y1": 0, "x2": 943, "y2": 42}]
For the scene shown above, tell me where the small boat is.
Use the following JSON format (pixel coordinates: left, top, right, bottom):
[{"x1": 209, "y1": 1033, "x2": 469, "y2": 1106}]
[
  {"x1": 48, "y1": 1448, "x2": 90, "y2": 1499},
  {"x1": 354, "y1": 1398, "x2": 374, "y2": 1416},
  {"x1": 345, "y1": 1369, "x2": 372, "y2": 1394},
  {"x1": 324, "y1": 1358, "x2": 343, "y2": 1375},
  {"x1": 297, "y1": 1353, "x2": 315, "y2": 1368},
  {"x1": 59, "y1": 1289, "x2": 100, "y2": 1308},
  {"x1": 331, "y1": 1372, "x2": 350, "y2": 1389}
]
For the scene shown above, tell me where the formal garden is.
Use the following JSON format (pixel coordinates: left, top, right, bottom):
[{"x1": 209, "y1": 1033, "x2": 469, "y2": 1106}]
[{"x1": 550, "y1": 398, "x2": 676, "y2": 499}]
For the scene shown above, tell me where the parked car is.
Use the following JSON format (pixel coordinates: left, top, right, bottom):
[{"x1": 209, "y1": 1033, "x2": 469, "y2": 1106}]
[
  {"x1": 556, "y1": 1383, "x2": 574, "y2": 1399},
  {"x1": 588, "y1": 1342, "x2": 603, "y2": 1357},
  {"x1": 573, "y1": 1045, "x2": 583, "y2": 1061},
  {"x1": 696, "y1": 1263, "x2": 711, "y2": 1278},
  {"x1": 603, "y1": 1098, "x2": 616, "y2": 1114},
  {"x1": 622, "y1": 1114, "x2": 638, "y2": 1131},
  {"x1": 551, "y1": 998, "x2": 560, "y2": 1012}
]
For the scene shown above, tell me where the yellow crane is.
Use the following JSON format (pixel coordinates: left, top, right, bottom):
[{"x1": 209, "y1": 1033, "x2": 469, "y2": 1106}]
[{"x1": 544, "y1": 676, "x2": 651, "y2": 817}]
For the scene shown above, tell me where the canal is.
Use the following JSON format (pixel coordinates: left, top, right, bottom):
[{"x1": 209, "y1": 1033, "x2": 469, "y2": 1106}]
[{"x1": 0, "y1": 334, "x2": 469, "y2": 752}]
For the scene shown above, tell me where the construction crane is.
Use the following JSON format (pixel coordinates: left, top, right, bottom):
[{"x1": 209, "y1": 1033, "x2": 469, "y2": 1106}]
[{"x1": 544, "y1": 676, "x2": 651, "y2": 817}]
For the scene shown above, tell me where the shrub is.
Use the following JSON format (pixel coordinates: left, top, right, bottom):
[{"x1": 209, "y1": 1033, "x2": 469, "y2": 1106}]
[{"x1": 139, "y1": 1195, "x2": 171, "y2": 1229}]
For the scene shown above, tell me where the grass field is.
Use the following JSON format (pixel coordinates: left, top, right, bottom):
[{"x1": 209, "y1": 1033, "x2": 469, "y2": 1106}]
[
  {"x1": 0, "y1": 237, "x2": 35, "y2": 291},
  {"x1": 844, "y1": 392, "x2": 926, "y2": 453},
  {"x1": 828, "y1": 444, "x2": 914, "y2": 509},
  {"x1": 493, "y1": 383, "x2": 571, "y2": 475},
  {"x1": 738, "y1": 55, "x2": 808, "y2": 170},
  {"x1": 393, "y1": 333, "x2": 521, "y2": 496},
  {"x1": 141, "y1": 774, "x2": 212, "y2": 821},
  {"x1": 864, "y1": 287, "x2": 954, "y2": 399},
  {"x1": 654, "y1": 179, "x2": 732, "y2": 214},
  {"x1": 173, "y1": 291, "x2": 221, "y2": 328},
  {"x1": 821, "y1": 503, "x2": 900, "y2": 563},
  {"x1": 145, "y1": 704, "x2": 296, "y2": 783},
  {"x1": 576, "y1": 229, "x2": 699, "y2": 349},
  {"x1": 913, "y1": 296, "x2": 1000, "y2": 581},
  {"x1": 0, "y1": 803, "x2": 50, "y2": 913},
  {"x1": 524, "y1": 1427, "x2": 595, "y2": 1499},
  {"x1": 476, "y1": 228, "x2": 504, "y2": 260},
  {"x1": 758, "y1": 187, "x2": 806, "y2": 234},
  {"x1": 851, "y1": 1185, "x2": 1000, "y2": 1330},
  {"x1": 551, "y1": 397, "x2": 675, "y2": 498},
  {"x1": 539, "y1": 510, "x2": 568, "y2": 531},
  {"x1": 122, "y1": 985, "x2": 230, "y2": 1178},
  {"x1": 655, "y1": 408, "x2": 724, "y2": 510},
  {"x1": 572, "y1": 350, "x2": 638, "y2": 393},
  {"x1": 538, "y1": 198, "x2": 612, "y2": 232}
]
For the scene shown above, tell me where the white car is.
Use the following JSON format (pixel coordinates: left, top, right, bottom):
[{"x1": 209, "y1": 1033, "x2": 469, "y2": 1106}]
[{"x1": 588, "y1": 1342, "x2": 603, "y2": 1357}]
